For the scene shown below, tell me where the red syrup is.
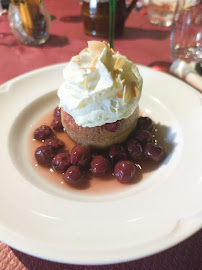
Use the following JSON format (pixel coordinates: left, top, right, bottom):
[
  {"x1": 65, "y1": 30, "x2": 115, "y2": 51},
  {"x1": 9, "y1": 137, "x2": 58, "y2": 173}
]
[{"x1": 28, "y1": 110, "x2": 167, "y2": 195}]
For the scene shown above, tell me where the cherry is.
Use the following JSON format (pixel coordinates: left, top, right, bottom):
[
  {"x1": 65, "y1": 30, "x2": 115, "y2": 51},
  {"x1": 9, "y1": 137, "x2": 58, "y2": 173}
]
[
  {"x1": 70, "y1": 145, "x2": 91, "y2": 167},
  {"x1": 114, "y1": 160, "x2": 136, "y2": 183},
  {"x1": 44, "y1": 138, "x2": 65, "y2": 154},
  {"x1": 33, "y1": 110, "x2": 166, "y2": 189},
  {"x1": 34, "y1": 125, "x2": 54, "y2": 141},
  {"x1": 137, "y1": 116, "x2": 153, "y2": 131},
  {"x1": 134, "y1": 130, "x2": 152, "y2": 145},
  {"x1": 109, "y1": 144, "x2": 127, "y2": 163},
  {"x1": 144, "y1": 143, "x2": 165, "y2": 162},
  {"x1": 51, "y1": 118, "x2": 64, "y2": 132},
  {"x1": 102, "y1": 120, "x2": 120, "y2": 132},
  {"x1": 52, "y1": 153, "x2": 71, "y2": 173},
  {"x1": 53, "y1": 106, "x2": 61, "y2": 118},
  {"x1": 63, "y1": 165, "x2": 83, "y2": 186},
  {"x1": 35, "y1": 146, "x2": 54, "y2": 167},
  {"x1": 127, "y1": 139, "x2": 143, "y2": 160},
  {"x1": 91, "y1": 155, "x2": 111, "y2": 176}
]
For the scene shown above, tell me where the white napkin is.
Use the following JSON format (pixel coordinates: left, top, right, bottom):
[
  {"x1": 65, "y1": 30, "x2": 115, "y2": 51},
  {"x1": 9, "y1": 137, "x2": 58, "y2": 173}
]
[{"x1": 169, "y1": 60, "x2": 202, "y2": 93}]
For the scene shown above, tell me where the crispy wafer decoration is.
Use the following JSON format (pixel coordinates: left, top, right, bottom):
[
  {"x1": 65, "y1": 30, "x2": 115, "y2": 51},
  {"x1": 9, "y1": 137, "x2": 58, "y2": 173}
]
[{"x1": 114, "y1": 56, "x2": 126, "y2": 70}]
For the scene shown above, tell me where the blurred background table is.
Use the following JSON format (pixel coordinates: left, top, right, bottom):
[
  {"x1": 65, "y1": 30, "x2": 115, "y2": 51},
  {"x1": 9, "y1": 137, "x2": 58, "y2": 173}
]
[
  {"x1": 0, "y1": 0, "x2": 173, "y2": 84},
  {"x1": 0, "y1": 0, "x2": 201, "y2": 269}
]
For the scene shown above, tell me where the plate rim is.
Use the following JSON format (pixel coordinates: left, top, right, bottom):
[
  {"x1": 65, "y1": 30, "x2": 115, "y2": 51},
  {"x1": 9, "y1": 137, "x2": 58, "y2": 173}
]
[{"x1": 0, "y1": 63, "x2": 201, "y2": 265}]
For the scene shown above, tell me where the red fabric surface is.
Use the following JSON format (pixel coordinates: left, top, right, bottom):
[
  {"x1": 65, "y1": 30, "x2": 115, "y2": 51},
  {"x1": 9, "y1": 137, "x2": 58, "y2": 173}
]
[
  {"x1": 0, "y1": 1, "x2": 171, "y2": 85},
  {"x1": 0, "y1": 0, "x2": 201, "y2": 269}
]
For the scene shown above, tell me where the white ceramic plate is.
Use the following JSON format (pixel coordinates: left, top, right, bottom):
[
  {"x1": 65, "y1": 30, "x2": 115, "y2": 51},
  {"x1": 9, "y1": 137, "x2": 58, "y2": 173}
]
[{"x1": 0, "y1": 63, "x2": 201, "y2": 265}]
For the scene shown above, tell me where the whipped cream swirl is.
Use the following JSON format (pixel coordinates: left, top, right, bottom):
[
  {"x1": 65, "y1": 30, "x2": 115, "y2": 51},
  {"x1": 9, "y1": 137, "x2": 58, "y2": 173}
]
[{"x1": 58, "y1": 41, "x2": 143, "y2": 127}]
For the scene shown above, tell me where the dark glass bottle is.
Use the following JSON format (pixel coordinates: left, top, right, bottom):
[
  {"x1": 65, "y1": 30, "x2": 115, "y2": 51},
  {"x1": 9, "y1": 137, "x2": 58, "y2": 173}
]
[{"x1": 2, "y1": 0, "x2": 11, "y2": 10}]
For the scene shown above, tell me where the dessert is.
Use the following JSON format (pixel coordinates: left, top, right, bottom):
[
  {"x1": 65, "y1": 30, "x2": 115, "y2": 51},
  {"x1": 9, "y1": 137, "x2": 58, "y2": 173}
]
[
  {"x1": 32, "y1": 42, "x2": 166, "y2": 189},
  {"x1": 58, "y1": 41, "x2": 143, "y2": 149}
]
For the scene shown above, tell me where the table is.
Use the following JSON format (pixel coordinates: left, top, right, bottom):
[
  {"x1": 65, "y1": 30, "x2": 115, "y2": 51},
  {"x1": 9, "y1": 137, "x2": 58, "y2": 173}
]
[
  {"x1": 0, "y1": 0, "x2": 173, "y2": 84},
  {"x1": 0, "y1": 0, "x2": 201, "y2": 269}
]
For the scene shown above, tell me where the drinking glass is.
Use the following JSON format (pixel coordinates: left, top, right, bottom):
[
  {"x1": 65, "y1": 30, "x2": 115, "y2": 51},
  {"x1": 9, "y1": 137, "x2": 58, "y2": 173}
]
[
  {"x1": 0, "y1": 1, "x2": 3, "y2": 15},
  {"x1": 148, "y1": 0, "x2": 177, "y2": 27},
  {"x1": 0, "y1": 0, "x2": 7, "y2": 16},
  {"x1": 170, "y1": 0, "x2": 202, "y2": 61},
  {"x1": 8, "y1": 0, "x2": 51, "y2": 45}
]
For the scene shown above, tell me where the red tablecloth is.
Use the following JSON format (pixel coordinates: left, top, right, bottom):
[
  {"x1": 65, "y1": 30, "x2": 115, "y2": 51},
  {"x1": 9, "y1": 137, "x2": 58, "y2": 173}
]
[
  {"x1": 0, "y1": 0, "x2": 172, "y2": 84},
  {"x1": 0, "y1": 0, "x2": 201, "y2": 269}
]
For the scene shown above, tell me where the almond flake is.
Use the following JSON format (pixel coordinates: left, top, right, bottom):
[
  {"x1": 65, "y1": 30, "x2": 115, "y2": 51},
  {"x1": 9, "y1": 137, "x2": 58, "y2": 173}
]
[
  {"x1": 114, "y1": 56, "x2": 126, "y2": 70},
  {"x1": 133, "y1": 85, "x2": 139, "y2": 98},
  {"x1": 103, "y1": 41, "x2": 115, "y2": 55},
  {"x1": 123, "y1": 82, "x2": 132, "y2": 104},
  {"x1": 90, "y1": 55, "x2": 98, "y2": 67},
  {"x1": 89, "y1": 66, "x2": 97, "y2": 70},
  {"x1": 103, "y1": 41, "x2": 109, "y2": 47},
  {"x1": 116, "y1": 79, "x2": 125, "y2": 98},
  {"x1": 86, "y1": 55, "x2": 98, "y2": 70},
  {"x1": 79, "y1": 48, "x2": 89, "y2": 55},
  {"x1": 110, "y1": 48, "x2": 115, "y2": 55},
  {"x1": 88, "y1": 41, "x2": 106, "y2": 58},
  {"x1": 85, "y1": 77, "x2": 89, "y2": 90},
  {"x1": 116, "y1": 90, "x2": 123, "y2": 99},
  {"x1": 71, "y1": 55, "x2": 80, "y2": 63}
]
